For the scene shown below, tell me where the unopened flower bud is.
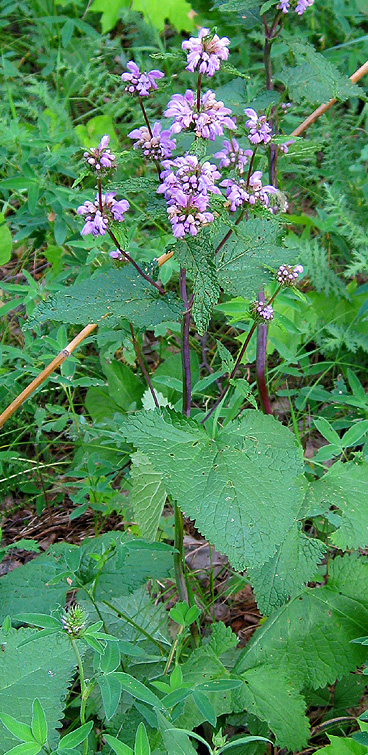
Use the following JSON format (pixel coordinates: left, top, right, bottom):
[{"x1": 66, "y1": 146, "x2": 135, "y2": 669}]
[{"x1": 61, "y1": 605, "x2": 88, "y2": 637}]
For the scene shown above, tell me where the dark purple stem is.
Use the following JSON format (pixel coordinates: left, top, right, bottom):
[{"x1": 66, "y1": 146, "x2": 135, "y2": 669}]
[
  {"x1": 108, "y1": 228, "x2": 165, "y2": 294},
  {"x1": 138, "y1": 97, "x2": 161, "y2": 179},
  {"x1": 201, "y1": 322, "x2": 257, "y2": 425},
  {"x1": 255, "y1": 9, "x2": 282, "y2": 414},
  {"x1": 180, "y1": 268, "x2": 192, "y2": 417},
  {"x1": 256, "y1": 290, "x2": 273, "y2": 415},
  {"x1": 196, "y1": 74, "x2": 202, "y2": 112},
  {"x1": 245, "y1": 147, "x2": 258, "y2": 190},
  {"x1": 129, "y1": 323, "x2": 159, "y2": 409}
]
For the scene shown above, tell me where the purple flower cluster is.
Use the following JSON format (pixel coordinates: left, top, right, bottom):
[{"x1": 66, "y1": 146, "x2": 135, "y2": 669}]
[
  {"x1": 182, "y1": 27, "x2": 230, "y2": 78},
  {"x1": 214, "y1": 138, "x2": 252, "y2": 175},
  {"x1": 245, "y1": 108, "x2": 273, "y2": 145},
  {"x1": 83, "y1": 135, "x2": 116, "y2": 173},
  {"x1": 158, "y1": 155, "x2": 220, "y2": 238},
  {"x1": 221, "y1": 170, "x2": 276, "y2": 212},
  {"x1": 279, "y1": 0, "x2": 314, "y2": 14},
  {"x1": 121, "y1": 61, "x2": 164, "y2": 97},
  {"x1": 77, "y1": 192, "x2": 129, "y2": 237},
  {"x1": 251, "y1": 301, "x2": 274, "y2": 322},
  {"x1": 165, "y1": 89, "x2": 236, "y2": 141},
  {"x1": 128, "y1": 122, "x2": 176, "y2": 161},
  {"x1": 276, "y1": 263, "x2": 304, "y2": 285}
]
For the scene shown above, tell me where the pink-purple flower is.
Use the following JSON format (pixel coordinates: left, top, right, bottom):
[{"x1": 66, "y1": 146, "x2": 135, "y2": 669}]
[
  {"x1": 167, "y1": 194, "x2": 214, "y2": 238},
  {"x1": 77, "y1": 192, "x2": 129, "y2": 237},
  {"x1": 214, "y1": 138, "x2": 252, "y2": 174},
  {"x1": 121, "y1": 60, "x2": 164, "y2": 97},
  {"x1": 276, "y1": 264, "x2": 304, "y2": 285},
  {"x1": 182, "y1": 27, "x2": 230, "y2": 78},
  {"x1": 221, "y1": 170, "x2": 276, "y2": 211},
  {"x1": 164, "y1": 89, "x2": 236, "y2": 141},
  {"x1": 158, "y1": 155, "x2": 221, "y2": 201},
  {"x1": 157, "y1": 154, "x2": 220, "y2": 238},
  {"x1": 245, "y1": 108, "x2": 273, "y2": 145},
  {"x1": 251, "y1": 301, "x2": 274, "y2": 322},
  {"x1": 279, "y1": 0, "x2": 314, "y2": 13},
  {"x1": 83, "y1": 135, "x2": 116, "y2": 172},
  {"x1": 128, "y1": 122, "x2": 176, "y2": 161}
]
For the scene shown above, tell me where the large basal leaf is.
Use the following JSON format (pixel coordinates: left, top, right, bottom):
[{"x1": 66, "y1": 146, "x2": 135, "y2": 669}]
[
  {"x1": 130, "y1": 452, "x2": 167, "y2": 542},
  {"x1": 0, "y1": 212, "x2": 12, "y2": 265},
  {"x1": 0, "y1": 628, "x2": 77, "y2": 754},
  {"x1": 235, "y1": 555, "x2": 368, "y2": 689},
  {"x1": 176, "y1": 236, "x2": 220, "y2": 335},
  {"x1": 0, "y1": 543, "x2": 72, "y2": 623},
  {"x1": 216, "y1": 218, "x2": 291, "y2": 300},
  {"x1": 27, "y1": 267, "x2": 183, "y2": 329},
  {"x1": 305, "y1": 461, "x2": 368, "y2": 551},
  {"x1": 239, "y1": 667, "x2": 310, "y2": 750},
  {"x1": 248, "y1": 524, "x2": 326, "y2": 616},
  {"x1": 279, "y1": 40, "x2": 362, "y2": 105},
  {"x1": 123, "y1": 408, "x2": 304, "y2": 571}
]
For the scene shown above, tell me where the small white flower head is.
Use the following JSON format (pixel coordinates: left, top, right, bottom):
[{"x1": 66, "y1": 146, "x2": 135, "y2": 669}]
[
  {"x1": 61, "y1": 605, "x2": 88, "y2": 637},
  {"x1": 276, "y1": 263, "x2": 304, "y2": 286},
  {"x1": 250, "y1": 301, "x2": 274, "y2": 323}
]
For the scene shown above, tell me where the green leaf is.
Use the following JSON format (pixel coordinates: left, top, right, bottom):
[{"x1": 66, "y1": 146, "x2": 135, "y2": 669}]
[
  {"x1": 123, "y1": 408, "x2": 304, "y2": 570},
  {"x1": 314, "y1": 417, "x2": 341, "y2": 446},
  {"x1": 59, "y1": 722, "x2": 93, "y2": 749},
  {"x1": 0, "y1": 544, "x2": 70, "y2": 623},
  {"x1": 0, "y1": 715, "x2": 35, "y2": 743},
  {"x1": 156, "y1": 712, "x2": 197, "y2": 755},
  {"x1": 104, "y1": 735, "x2": 133, "y2": 755},
  {"x1": 192, "y1": 691, "x2": 217, "y2": 727},
  {"x1": 97, "y1": 675, "x2": 122, "y2": 720},
  {"x1": 306, "y1": 461, "x2": 368, "y2": 550},
  {"x1": 176, "y1": 236, "x2": 220, "y2": 334},
  {"x1": 0, "y1": 628, "x2": 78, "y2": 753},
  {"x1": 99, "y1": 642, "x2": 121, "y2": 674},
  {"x1": 341, "y1": 420, "x2": 368, "y2": 448},
  {"x1": 111, "y1": 673, "x2": 162, "y2": 708},
  {"x1": 216, "y1": 218, "x2": 291, "y2": 300},
  {"x1": 130, "y1": 452, "x2": 167, "y2": 542},
  {"x1": 4, "y1": 744, "x2": 41, "y2": 755},
  {"x1": 31, "y1": 701, "x2": 47, "y2": 746},
  {"x1": 235, "y1": 555, "x2": 368, "y2": 690},
  {"x1": 218, "y1": 737, "x2": 271, "y2": 754},
  {"x1": 0, "y1": 212, "x2": 12, "y2": 265},
  {"x1": 248, "y1": 524, "x2": 326, "y2": 615},
  {"x1": 101, "y1": 360, "x2": 145, "y2": 413},
  {"x1": 211, "y1": 0, "x2": 261, "y2": 28},
  {"x1": 216, "y1": 341, "x2": 235, "y2": 373},
  {"x1": 27, "y1": 268, "x2": 183, "y2": 330},
  {"x1": 14, "y1": 615, "x2": 61, "y2": 630},
  {"x1": 239, "y1": 667, "x2": 310, "y2": 750},
  {"x1": 279, "y1": 39, "x2": 363, "y2": 104},
  {"x1": 90, "y1": 0, "x2": 194, "y2": 32},
  {"x1": 316, "y1": 734, "x2": 368, "y2": 755},
  {"x1": 134, "y1": 722, "x2": 151, "y2": 755}
]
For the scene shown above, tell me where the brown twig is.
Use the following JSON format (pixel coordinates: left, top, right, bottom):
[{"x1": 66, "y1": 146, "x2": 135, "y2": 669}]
[
  {"x1": 0, "y1": 324, "x2": 97, "y2": 428},
  {"x1": 291, "y1": 59, "x2": 368, "y2": 138}
]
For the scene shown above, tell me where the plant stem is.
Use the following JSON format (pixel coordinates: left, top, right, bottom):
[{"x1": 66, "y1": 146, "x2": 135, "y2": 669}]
[
  {"x1": 245, "y1": 147, "x2": 258, "y2": 189},
  {"x1": 108, "y1": 228, "x2": 165, "y2": 294},
  {"x1": 129, "y1": 323, "x2": 159, "y2": 408},
  {"x1": 70, "y1": 638, "x2": 88, "y2": 752},
  {"x1": 202, "y1": 287, "x2": 280, "y2": 424},
  {"x1": 138, "y1": 97, "x2": 161, "y2": 178},
  {"x1": 256, "y1": 290, "x2": 273, "y2": 414},
  {"x1": 173, "y1": 503, "x2": 189, "y2": 603},
  {"x1": 201, "y1": 322, "x2": 257, "y2": 425},
  {"x1": 196, "y1": 73, "x2": 202, "y2": 112},
  {"x1": 255, "y1": 9, "x2": 282, "y2": 414},
  {"x1": 179, "y1": 268, "x2": 192, "y2": 417}
]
